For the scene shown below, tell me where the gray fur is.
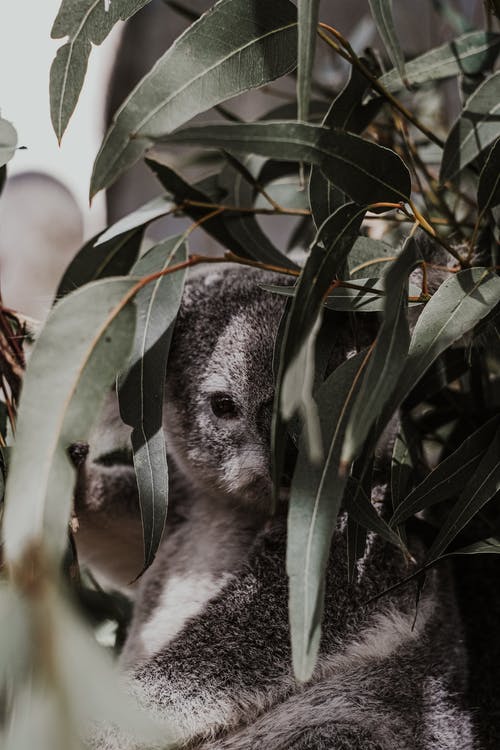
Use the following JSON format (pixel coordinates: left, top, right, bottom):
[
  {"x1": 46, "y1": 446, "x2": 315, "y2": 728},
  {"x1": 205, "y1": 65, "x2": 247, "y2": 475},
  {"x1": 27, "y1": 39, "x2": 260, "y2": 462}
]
[{"x1": 76, "y1": 266, "x2": 475, "y2": 749}]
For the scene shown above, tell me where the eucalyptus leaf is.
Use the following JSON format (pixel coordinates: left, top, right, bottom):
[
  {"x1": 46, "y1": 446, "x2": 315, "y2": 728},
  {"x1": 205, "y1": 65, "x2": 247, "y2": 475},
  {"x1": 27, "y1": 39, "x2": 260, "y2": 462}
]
[
  {"x1": 440, "y1": 71, "x2": 500, "y2": 181},
  {"x1": 118, "y1": 236, "x2": 188, "y2": 570},
  {"x1": 341, "y1": 235, "x2": 422, "y2": 467},
  {"x1": 56, "y1": 229, "x2": 143, "y2": 299},
  {"x1": 446, "y1": 537, "x2": 500, "y2": 556},
  {"x1": 96, "y1": 195, "x2": 174, "y2": 246},
  {"x1": 162, "y1": 121, "x2": 412, "y2": 206},
  {"x1": 394, "y1": 268, "x2": 500, "y2": 404},
  {"x1": 426, "y1": 426, "x2": 500, "y2": 562},
  {"x1": 90, "y1": 0, "x2": 298, "y2": 196},
  {"x1": 477, "y1": 138, "x2": 500, "y2": 214},
  {"x1": 348, "y1": 236, "x2": 395, "y2": 278},
  {"x1": 2, "y1": 279, "x2": 136, "y2": 565},
  {"x1": 50, "y1": 0, "x2": 153, "y2": 141},
  {"x1": 0, "y1": 117, "x2": 17, "y2": 167},
  {"x1": 379, "y1": 32, "x2": 500, "y2": 92},
  {"x1": 273, "y1": 203, "x2": 365, "y2": 491},
  {"x1": 368, "y1": 0, "x2": 406, "y2": 84},
  {"x1": 297, "y1": 0, "x2": 320, "y2": 122},
  {"x1": 391, "y1": 415, "x2": 500, "y2": 526},
  {"x1": 287, "y1": 350, "x2": 368, "y2": 682}
]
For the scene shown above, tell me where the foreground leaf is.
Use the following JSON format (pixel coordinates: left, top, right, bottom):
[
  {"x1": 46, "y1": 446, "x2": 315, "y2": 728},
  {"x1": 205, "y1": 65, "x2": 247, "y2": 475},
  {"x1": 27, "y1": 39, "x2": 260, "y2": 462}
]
[
  {"x1": 3, "y1": 279, "x2": 136, "y2": 565},
  {"x1": 341, "y1": 235, "x2": 421, "y2": 467},
  {"x1": 379, "y1": 31, "x2": 500, "y2": 92},
  {"x1": 96, "y1": 195, "x2": 174, "y2": 246},
  {"x1": 297, "y1": 0, "x2": 320, "y2": 122},
  {"x1": 287, "y1": 351, "x2": 368, "y2": 681},
  {"x1": 162, "y1": 121, "x2": 412, "y2": 205},
  {"x1": 118, "y1": 236, "x2": 188, "y2": 570},
  {"x1": 368, "y1": 0, "x2": 406, "y2": 84},
  {"x1": 90, "y1": 0, "x2": 297, "y2": 196},
  {"x1": 440, "y1": 71, "x2": 500, "y2": 181},
  {"x1": 391, "y1": 415, "x2": 500, "y2": 526},
  {"x1": 50, "y1": 0, "x2": 153, "y2": 141},
  {"x1": 0, "y1": 117, "x2": 17, "y2": 167},
  {"x1": 426, "y1": 426, "x2": 500, "y2": 562}
]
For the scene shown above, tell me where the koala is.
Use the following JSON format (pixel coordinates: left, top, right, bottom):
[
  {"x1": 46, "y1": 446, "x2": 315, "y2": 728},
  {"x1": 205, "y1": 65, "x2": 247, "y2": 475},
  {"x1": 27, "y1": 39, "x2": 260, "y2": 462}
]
[{"x1": 75, "y1": 265, "x2": 476, "y2": 750}]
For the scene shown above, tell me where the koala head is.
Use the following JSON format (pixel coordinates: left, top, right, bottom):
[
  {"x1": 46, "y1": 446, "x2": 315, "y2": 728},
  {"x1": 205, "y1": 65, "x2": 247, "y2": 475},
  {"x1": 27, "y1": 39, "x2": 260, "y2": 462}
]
[{"x1": 164, "y1": 266, "x2": 288, "y2": 509}]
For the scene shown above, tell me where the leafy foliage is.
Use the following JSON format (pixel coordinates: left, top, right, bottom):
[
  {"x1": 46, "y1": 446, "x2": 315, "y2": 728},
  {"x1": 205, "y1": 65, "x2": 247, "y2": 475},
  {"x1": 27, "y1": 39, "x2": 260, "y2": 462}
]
[{"x1": 1, "y1": 1, "x2": 500, "y2": 747}]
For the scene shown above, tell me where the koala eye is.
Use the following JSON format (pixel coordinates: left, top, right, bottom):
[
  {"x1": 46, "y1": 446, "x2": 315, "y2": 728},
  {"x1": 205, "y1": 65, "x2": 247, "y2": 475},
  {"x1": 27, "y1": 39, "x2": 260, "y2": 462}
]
[{"x1": 210, "y1": 392, "x2": 239, "y2": 419}]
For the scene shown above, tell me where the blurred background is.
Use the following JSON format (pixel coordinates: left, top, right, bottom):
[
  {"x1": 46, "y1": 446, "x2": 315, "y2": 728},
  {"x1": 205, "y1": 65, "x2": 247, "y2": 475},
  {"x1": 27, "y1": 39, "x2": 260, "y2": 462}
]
[{"x1": 0, "y1": 0, "x2": 485, "y2": 320}]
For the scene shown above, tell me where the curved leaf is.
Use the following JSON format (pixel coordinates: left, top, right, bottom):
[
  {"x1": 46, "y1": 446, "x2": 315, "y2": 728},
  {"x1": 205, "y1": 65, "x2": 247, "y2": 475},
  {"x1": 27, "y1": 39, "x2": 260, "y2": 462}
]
[
  {"x1": 341, "y1": 235, "x2": 421, "y2": 466},
  {"x1": 391, "y1": 415, "x2": 500, "y2": 526},
  {"x1": 379, "y1": 32, "x2": 500, "y2": 92},
  {"x1": 118, "y1": 236, "x2": 188, "y2": 570},
  {"x1": 287, "y1": 350, "x2": 368, "y2": 682},
  {"x1": 90, "y1": 0, "x2": 298, "y2": 197},
  {"x1": 162, "y1": 121, "x2": 412, "y2": 206},
  {"x1": 477, "y1": 137, "x2": 500, "y2": 213},
  {"x1": 297, "y1": 0, "x2": 320, "y2": 122},
  {"x1": 0, "y1": 117, "x2": 17, "y2": 167},
  {"x1": 368, "y1": 0, "x2": 406, "y2": 84},
  {"x1": 440, "y1": 71, "x2": 500, "y2": 181},
  {"x1": 426, "y1": 426, "x2": 500, "y2": 562},
  {"x1": 3, "y1": 279, "x2": 136, "y2": 565},
  {"x1": 50, "y1": 0, "x2": 153, "y2": 141},
  {"x1": 96, "y1": 195, "x2": 174, "y2": 246}
]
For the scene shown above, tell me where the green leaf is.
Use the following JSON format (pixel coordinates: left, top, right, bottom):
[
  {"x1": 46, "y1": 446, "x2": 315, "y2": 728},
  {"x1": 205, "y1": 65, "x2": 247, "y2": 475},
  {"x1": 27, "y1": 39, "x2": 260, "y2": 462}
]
[
  {"x1": 394, "y1": 268, "x2": 500, "y2": 403},
  {"x1": 446, "y1": 537, "x2": 500, "y2": 556},
  {"x1": 477, "y1": 138, "x2": 500, "y2": 213},
  {"x1": 273, "y1": 203, "x2": 365, "y2": 491},
  {"x1": 287, "y1": 350, "x2": 368, "y2": 682},
  {"x1": 162, "y1": 121, "x2": 412, "y2": 206},
  {"x1": 2, "y1": 279, "x2": 136, "y2": 565},
  {"x1": 90, "y1": 0, "x2": 298, "y2": 197},
  {"x1": 118, "y1": 236, "x2": 188, "y2": 571},
  {"x1": 379, "y1": 32, "x2": 500, "y2": 92},
  {"x1": 426, "y1": 426, "x2": 500, "y2": 562},
  {"x1": 440, "y1": 71, "x2": 500, "y2": 181},
  {"x1": 0, "y1": 117, "x2": 17, "y2": 167},
  {"x1": 56, "y1": 229, "x2": 143, "y2": 299},
  {"x1": 391, "y1": 415, "x2": 500, "y2": 526},
  {"x1": 50, "y1": 0, "x2": 153, "y2": 142},
  {"x1": 297, "y1": 0, "x2": 320, "y2": 122},
  {"x1": 368, "y1": 0, "x2": 406, "y2": 84},
  {"x1": 341, "y1": 235, "x2": 422, "y2": 467},
  {"x1": 348, "y1": 236, "x2": 395, "y2": 278},
  {"x1": 96, "y1": 195, "x2": 174, "y2": 246}
]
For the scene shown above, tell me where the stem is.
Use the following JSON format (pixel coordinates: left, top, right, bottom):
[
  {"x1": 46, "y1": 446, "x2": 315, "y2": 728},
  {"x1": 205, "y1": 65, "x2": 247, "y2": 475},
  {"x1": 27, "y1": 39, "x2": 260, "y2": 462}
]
[
  {"x1": 183, "y1": 198, "x2": 310, "y2": 217},
  {"x1": 317, "y1": 24, "x2": 445, "y2": 149}
]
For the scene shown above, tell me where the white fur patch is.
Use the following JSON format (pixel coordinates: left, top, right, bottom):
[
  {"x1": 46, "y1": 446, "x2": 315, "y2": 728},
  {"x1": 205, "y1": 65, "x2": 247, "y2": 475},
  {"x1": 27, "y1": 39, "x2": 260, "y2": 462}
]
[
  {"x1": 140, "y1": 572, "x2": 229, "y2": 657},
  {"x1": 222, "y1": 452, "x2": 265, "y2": 494}
]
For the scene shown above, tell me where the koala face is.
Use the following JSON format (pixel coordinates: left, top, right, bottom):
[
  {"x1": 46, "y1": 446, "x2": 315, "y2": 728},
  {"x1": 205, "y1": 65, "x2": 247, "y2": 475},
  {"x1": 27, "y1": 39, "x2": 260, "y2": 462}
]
[{"x1": 164, "y1": 267, "x2": 287, "y2": 509}]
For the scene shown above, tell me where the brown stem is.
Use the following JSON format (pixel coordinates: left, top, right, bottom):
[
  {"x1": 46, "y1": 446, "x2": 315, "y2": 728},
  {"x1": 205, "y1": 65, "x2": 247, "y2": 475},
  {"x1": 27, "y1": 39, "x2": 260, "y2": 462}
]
[{"x1": 183, "y1": 198, "x2": 310, "y2": 217}]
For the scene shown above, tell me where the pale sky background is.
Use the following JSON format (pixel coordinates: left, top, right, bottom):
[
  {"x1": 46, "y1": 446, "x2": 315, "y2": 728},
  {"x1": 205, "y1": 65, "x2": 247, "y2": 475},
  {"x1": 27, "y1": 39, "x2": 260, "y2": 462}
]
[{"x1": 0, "y1": 1, "x2": 123, "y2": 237}]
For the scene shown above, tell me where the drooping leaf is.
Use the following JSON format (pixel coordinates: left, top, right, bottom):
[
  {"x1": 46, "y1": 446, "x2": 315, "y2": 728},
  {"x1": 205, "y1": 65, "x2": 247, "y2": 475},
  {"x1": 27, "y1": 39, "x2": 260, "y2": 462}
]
[
  {"x1": 161, "y1": 121, "x2": 412, "y2": 206},
  {"x1": 96, "y1": 195, "x2": 174, "y2": 246},
  {"x1": 50, "y1": 0, "x2": 153, "y2": 142},
  {"x1": 426, "y1": 426, "x2": 500, "y2": 562},
  {"x1": 90, "y1": 0, "x2": 298, "y2": 197},
  {"x1": 477, "y1": 138, "x2": 500, "y2": 214},
  {"x1": 348, "y1": 236, "x2": 395, "y2": 278},
  {"x1": 379, "y1": 32, "x2": 500, "y2": 92},
  {"x1": 393, "y1": 268, "x2": 500, "y2": 404},
  {"x1": 0, "y1": 117, "x2": 17, "y2": 167},
  {"x1": 56, "y1": 229, "x2": 143, "y2": 299},
  {"x1": 368, "y1": 0, "x2": 406, "y2": 84},
  {"x1": 273, "y1": 203, "x2": 366, "y2": 492},
  {"x1": 341, "y1": 235, "x2": 422, "y2": 467},
  {"x1": 118, "y1": 236, "x2": 188, "y2": 570},
  {"x1": 391, "y1": 415, "x2": 500, "y2": 526},
  {"x1": 390, "y1": 417, "x2": 420, "y2": 519},
  {"x1": 446, "y1": 537, "x2": 500, "y2": 556},
  {"x1": 297, "y1": 0, "x2": 320, "y2": 122},
  {"x1": 287, "y1": 350, "x2": 368, "y2": 682},
  {"x1": 2, "y1": 279, "x2": 136, "y2": 566},
  {"x1": 440, "y1": 71, "x2": 500, "y2": 181}
]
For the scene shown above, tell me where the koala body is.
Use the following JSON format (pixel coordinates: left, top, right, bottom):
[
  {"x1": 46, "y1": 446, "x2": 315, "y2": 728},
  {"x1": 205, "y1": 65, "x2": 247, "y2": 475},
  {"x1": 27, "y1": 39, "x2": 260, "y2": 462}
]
[{"x1": 76, "y1": 266, "x2": 475, "y2": 749}]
